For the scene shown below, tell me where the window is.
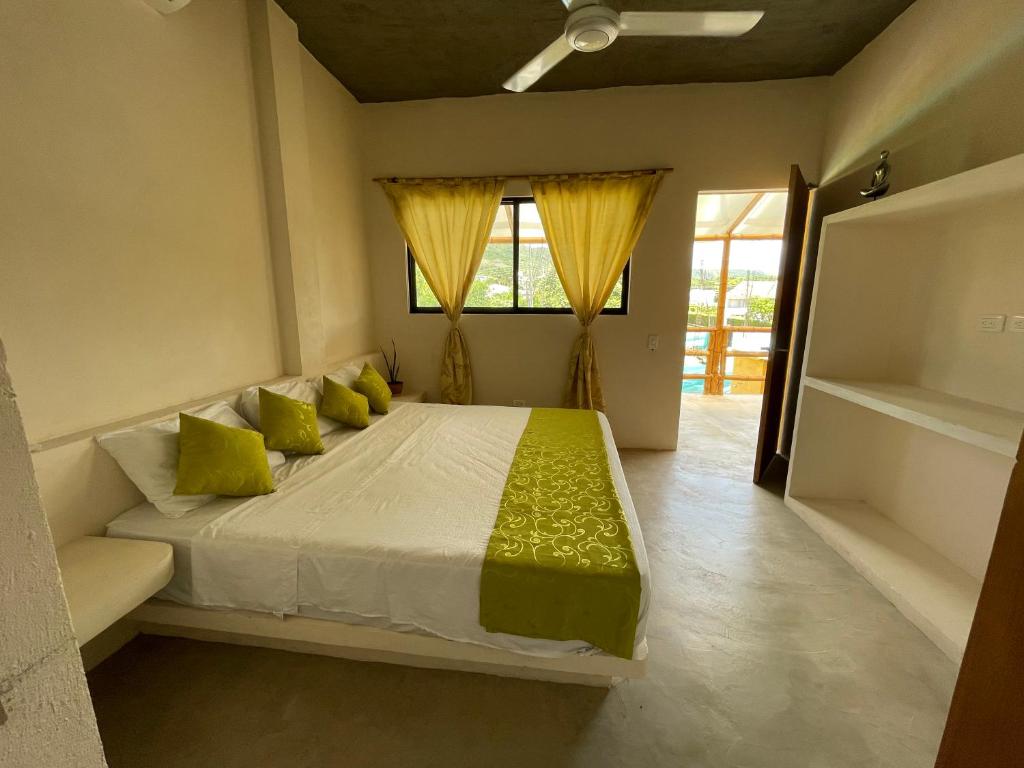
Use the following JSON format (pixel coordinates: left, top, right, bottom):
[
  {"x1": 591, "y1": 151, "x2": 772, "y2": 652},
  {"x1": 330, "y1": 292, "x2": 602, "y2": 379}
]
[{"x1": 408, "y1": 197, "x2": 628, "y2": 314}]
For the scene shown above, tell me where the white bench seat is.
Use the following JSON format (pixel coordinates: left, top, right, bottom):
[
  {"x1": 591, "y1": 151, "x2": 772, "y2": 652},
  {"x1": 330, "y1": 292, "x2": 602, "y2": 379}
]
[{"x1": 57, "y1": 536, "x2": 173, "y2": 646}]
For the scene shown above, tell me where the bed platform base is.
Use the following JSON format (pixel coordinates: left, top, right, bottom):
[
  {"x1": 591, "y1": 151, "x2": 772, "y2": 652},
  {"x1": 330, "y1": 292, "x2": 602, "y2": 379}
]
[{"x1": 130, "y1": 600, "x2": 646, "y2": 687}]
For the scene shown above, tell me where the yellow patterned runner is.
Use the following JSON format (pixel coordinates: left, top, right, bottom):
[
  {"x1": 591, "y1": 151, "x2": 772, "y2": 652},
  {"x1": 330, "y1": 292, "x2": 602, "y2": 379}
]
[{"x1": 479, "y1": 408, "x2": 641, "y2": 659}]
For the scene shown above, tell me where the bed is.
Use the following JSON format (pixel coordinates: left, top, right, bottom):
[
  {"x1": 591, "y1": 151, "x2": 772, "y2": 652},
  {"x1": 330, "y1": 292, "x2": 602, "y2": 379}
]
[{"x1": 104, "y1": 399, "x2": 652, "y2": 684}]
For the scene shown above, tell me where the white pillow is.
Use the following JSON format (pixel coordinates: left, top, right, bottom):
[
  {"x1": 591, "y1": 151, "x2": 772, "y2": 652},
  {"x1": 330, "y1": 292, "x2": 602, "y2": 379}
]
[
  {"x1": 97, "y1": 401, "x2": 285, "y2": 519},
  {"x1": 239, "y1": 379, "x2": 339, "y2": 437},
  {"x1": 312, "y1": 364, "x2": 362, "y2": 394}
]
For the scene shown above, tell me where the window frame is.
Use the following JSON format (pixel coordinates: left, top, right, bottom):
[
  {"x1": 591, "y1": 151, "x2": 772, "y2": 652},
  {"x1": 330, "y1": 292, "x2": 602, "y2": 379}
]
[{"x1": 407, "y1": 196, "x2": 630, "y2": 315}]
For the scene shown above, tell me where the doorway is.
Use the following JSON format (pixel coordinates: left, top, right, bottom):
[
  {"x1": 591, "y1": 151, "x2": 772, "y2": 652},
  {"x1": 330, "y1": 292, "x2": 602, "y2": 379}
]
[{"x1": 683, "y1": 190, "x2": 789, "y2": 396}]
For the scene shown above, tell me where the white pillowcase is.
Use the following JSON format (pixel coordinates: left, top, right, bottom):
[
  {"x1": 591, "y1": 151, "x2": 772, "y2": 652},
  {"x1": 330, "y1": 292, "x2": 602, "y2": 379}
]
[
  {"x1": 238, "y1": 379, "x2": 339, "y2": 437},
  {"x1": 312, "y1": 364, "x2": 362, "y2": 393},
  {"x1": 97, "y1": 401, "x2": 285, "y2": 519}
]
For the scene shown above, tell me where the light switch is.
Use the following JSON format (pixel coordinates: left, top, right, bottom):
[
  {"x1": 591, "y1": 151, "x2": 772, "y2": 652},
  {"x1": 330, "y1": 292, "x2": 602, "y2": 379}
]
[
  {"x1": 1010, "y1": 315, "x2": 1024, "y2": 333},
  {"x1": 977, "y1": 315, "x2": 1006, "y2": 332},
  {"x1": 647, "y1": 334, "x2": 659, "y2": 351}
]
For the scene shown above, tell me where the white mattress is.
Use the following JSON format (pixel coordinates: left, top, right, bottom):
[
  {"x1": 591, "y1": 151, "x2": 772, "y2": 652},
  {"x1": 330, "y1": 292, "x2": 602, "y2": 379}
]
[{"x1": 107, "y1": 403, "x2": 650, "y2": 659}]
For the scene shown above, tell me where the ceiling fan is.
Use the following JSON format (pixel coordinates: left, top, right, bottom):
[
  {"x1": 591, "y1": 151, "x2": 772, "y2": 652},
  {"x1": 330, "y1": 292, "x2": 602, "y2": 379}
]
[{"x1": 503, "y1": 1, "x2": 765, "y2": 92}]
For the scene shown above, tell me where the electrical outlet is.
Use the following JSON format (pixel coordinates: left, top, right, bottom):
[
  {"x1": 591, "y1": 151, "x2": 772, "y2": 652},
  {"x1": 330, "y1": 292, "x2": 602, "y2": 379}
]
[
  {"x1": 647, "y1": 334, "x2": 660, "y2": 351},
  {"x1": 512, "y1": 399, "x2": 526, "y2": 407},
  {"x1": 977, "y1": 314, "x2": 1006, "y2": 333},
  {"x1": 1010, "y1": 315, "x2": 1024, "y2": 333}
]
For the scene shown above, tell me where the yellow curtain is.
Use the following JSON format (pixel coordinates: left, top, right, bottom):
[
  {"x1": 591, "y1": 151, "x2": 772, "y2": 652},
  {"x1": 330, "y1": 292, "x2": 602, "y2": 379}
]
[
  {"x1": 531, "y1": 170, "x2": 665, "y2": 411},
  {"x1": 378, "y1": 177, "x2": 504, "y2": 404}
]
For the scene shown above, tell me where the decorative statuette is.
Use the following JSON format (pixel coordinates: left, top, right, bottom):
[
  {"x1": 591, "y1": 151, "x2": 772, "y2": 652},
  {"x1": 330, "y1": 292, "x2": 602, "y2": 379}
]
[{"x1": 860, "y1": 150, "x2": 891, "y2": 200}]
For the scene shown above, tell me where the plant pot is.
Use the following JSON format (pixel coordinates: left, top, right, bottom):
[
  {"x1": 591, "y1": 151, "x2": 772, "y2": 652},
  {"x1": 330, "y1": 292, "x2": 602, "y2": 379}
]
[{"x1": 388, "y1": 381, "x2": 404, "y2": 396}]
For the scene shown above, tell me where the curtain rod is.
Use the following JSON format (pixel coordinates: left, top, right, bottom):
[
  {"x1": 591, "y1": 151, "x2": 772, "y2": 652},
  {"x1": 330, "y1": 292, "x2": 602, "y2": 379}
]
[{"x1": 373, "y1": 168, "x2": 672, "y2": 183}]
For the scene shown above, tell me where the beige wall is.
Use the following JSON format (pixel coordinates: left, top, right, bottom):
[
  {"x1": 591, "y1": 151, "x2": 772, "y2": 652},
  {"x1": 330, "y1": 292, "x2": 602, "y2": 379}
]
[
  {"x1": 0, "y1": 342, "x2": 107, "y2": 768},
  {"x1": 820, "y1": 0, "x2": 1024, "y2": 195},
  {"x1": 300, "y1": 49, "x2": 376, "y2": 366},
  {"x1": 0, "y1": 0, "x2": 380, "y2": 446},
  {"x1": 0, "y1": 0, "x2": 282, "y2": 444},
  {"x1": 360, "y1": 80, "x2": 827, "y2": 448}
]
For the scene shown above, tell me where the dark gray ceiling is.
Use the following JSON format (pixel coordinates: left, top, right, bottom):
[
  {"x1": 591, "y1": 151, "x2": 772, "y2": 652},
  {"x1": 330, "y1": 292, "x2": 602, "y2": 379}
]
[{"x1": 277, "y1": 0, "x2": 915, "y2": 103}]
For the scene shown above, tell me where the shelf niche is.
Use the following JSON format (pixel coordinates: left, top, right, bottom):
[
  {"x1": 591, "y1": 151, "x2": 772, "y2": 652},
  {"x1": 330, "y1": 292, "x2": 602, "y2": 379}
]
[{"x1": 786, "y1": 154, "x2": 1024, "y2": 662}]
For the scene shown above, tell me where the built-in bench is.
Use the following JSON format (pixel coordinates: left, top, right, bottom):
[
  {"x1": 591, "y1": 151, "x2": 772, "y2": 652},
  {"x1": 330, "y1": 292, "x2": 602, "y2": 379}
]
[{"x1": 57, "y1": 536, "x2": 174, "y2": 646}]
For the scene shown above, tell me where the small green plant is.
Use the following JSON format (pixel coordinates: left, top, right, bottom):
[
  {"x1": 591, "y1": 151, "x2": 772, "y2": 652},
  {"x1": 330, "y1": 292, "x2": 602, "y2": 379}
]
[{"x1": 380, "y1": 339, "x2": 401, "y2": 384}]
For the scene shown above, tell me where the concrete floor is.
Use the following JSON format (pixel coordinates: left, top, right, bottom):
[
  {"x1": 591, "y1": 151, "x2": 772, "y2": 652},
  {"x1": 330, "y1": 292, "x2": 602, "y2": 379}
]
[{"x1": 88, "y1": 395, "x2": 957, "y2": 768}]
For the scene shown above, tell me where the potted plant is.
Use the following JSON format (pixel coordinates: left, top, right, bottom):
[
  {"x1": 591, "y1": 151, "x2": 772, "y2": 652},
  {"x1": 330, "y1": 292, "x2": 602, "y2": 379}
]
[{"x1": 380, "y1": 339, "x2": 403, "y2": 396}]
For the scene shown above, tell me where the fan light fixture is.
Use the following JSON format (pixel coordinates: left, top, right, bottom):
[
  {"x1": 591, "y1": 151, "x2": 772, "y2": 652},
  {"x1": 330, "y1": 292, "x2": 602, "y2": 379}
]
[
  {"x1": 503, "y1": 1, "x2": 765, "y2": 93},
  {"x1": 566, "y1": 6, "x2": 620, "y2": 52}
]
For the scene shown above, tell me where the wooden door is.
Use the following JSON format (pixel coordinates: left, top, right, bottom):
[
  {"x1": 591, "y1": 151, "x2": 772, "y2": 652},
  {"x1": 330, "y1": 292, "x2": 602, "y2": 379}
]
[
  {"x1": 753, "y1": 165, "x2": 810, "y2": 484},
  {"x1": 933, "y1": 434, "x2": 1024, "y2": 767}
]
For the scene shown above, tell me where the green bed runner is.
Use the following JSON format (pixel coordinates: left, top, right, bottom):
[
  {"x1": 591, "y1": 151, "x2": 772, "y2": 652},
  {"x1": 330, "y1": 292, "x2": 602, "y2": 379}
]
[{"x1": 479, "y1": 408, "x2": 641, "y2": 659}]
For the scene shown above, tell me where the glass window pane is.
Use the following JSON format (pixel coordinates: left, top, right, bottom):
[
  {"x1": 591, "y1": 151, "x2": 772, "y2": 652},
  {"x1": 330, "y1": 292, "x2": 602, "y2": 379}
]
[
  {"x1": 725, "y1": 239, "x2": 781, "y2": 328},
  {"x1": 688, "y1": 240, "x2": 722, "y2": 328},
  {"x1": 465, "y1": 203, "x2": 514, "y2": 309},
  {"x1": 414, "y1": 204, "x2": 515, "y2": 310},
  {"x1": 413, "y1": 263, "x2": 441, "y2": 308},
  {"x1": 517, "y1": 202, "x2": 568, "y2": 309},
  {"x1": 516, "y1": 202, "x2": 624, "y2": 311},
  {"x1": 413, "y1": 200, "x2": 626, "y2": 312}
]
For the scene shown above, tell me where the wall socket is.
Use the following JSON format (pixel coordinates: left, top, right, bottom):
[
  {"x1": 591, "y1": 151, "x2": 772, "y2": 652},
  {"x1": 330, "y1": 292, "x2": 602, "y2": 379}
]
[
  {"x1": 977, "y1": 314, "x2": 1006, "y2": 332},
  {"x1": 1010, "y1": 315, "x2": 1024, "y2": 333},
  {"x1": 512, "y1": 399, "x2": 526, "y2": 407}
]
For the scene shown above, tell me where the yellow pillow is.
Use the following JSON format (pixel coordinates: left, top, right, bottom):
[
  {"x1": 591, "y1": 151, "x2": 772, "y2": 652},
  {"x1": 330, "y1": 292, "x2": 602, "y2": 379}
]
[
  {"x1": 258, "y1": 387, "x2": 324, "y2": 454},
  {"x1": 353, "y1": 363, "x2": 391, "y2": 414},
  {"x1": 174, "y1": 413, "x2": 274, "y2": 497},
  {"x1": 321, "y1": 376, "x2": 370, "y2": 428}
]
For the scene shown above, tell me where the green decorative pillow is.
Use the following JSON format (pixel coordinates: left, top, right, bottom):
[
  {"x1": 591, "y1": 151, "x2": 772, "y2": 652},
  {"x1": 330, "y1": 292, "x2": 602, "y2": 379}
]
[
  {"x1": 353, "y1": 363, "x2": 391, "y2": 414},
  {"x1": 174, "y1": 413, "x2": 274, "y2": 497},
  {"x1": 259, "y1": 387, "x2": 324, "y2": 454},
  {"x1": 321, "y1": 376, "x2": 370, "y2": 428}
]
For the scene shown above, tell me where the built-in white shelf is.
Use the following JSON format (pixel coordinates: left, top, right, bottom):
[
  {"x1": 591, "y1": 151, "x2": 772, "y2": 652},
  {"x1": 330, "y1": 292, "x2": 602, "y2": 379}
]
[
  {"x1": 787, "y1": 497, "x2": 982, "y2": 662},
  {"x1": 788, "y1": 156, "x2": 1023, "y2": 663},
  {"x1": 804, "y1": 377, "x2": 1024, "y2": 459}
]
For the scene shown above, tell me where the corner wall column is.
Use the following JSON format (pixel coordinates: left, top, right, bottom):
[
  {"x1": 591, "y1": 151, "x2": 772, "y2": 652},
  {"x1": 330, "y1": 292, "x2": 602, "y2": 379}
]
[{"x1": 247, "y1": 0, "x2": 325, "y2": 375}]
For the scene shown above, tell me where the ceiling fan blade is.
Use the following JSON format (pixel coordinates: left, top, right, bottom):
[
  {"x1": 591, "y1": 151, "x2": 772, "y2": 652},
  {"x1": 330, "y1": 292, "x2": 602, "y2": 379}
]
[
  {"x1": 503, "y1": 36, "x2": 574, "y2": 92},
  {"x1": 618, "y1": 10, "x2": 765, "y2": 37}
]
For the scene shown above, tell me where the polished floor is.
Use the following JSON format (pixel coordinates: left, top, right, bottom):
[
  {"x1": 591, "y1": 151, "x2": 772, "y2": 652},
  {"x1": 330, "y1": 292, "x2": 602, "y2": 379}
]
[{"x1": 88, "y1": 395, "x2": 957, "y2": 768}]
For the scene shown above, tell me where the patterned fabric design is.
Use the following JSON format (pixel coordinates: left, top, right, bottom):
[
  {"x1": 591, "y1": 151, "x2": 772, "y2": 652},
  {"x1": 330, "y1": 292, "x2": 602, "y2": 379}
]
[
  {"x1": 320, "y1": 376, "x2": 370, "y2": 428},
  {"x1": 480, "y1": 408, "x2": 641, "y2": 659},
  {"x1": 173, "y1": 413, "x2": 274, "y2": 497},
  {"x1": 353, "y1": 363, "x2": 392, "y2": 414},
  {"x1": 258, "y1": 387, "x2": 324, "y2": 455}
]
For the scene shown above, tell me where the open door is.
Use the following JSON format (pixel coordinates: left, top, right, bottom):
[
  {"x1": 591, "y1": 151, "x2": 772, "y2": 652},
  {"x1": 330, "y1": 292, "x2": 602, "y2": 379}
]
[{"x1": 752, "y1": 165, "x2": 810, "y2": 485}]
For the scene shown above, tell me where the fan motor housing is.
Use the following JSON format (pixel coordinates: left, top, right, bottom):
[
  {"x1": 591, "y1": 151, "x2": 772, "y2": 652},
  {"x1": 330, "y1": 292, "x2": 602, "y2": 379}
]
[{"x1": 565, "y1": 6, "x2": 621, "y2": 52}]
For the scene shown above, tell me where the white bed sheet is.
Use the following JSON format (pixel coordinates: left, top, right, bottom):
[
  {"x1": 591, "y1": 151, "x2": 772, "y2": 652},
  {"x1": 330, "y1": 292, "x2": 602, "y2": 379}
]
[{"x1": 107, "y1": 403, "x2": 650, "y2": 659}]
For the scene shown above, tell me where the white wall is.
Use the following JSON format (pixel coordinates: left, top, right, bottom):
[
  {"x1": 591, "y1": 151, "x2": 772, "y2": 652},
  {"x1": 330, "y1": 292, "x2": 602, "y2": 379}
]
[
  {"x1": 0, "y1": 0, "x2": 282, "y2": 444},
  {"x1": 0, "y1": 341, "x2": 107, "y2": 768},
  {"x1": 360, "y1": 80, "x2": 827, "y2": 448},
  {"x1": 300, "y1": 49, "x2": 376, "y2": 365},
  {"x1": 820, "y1": 0, "x2": 1024, "y2": 193}
]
